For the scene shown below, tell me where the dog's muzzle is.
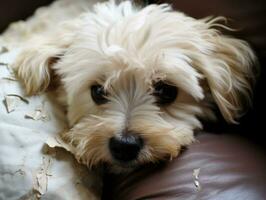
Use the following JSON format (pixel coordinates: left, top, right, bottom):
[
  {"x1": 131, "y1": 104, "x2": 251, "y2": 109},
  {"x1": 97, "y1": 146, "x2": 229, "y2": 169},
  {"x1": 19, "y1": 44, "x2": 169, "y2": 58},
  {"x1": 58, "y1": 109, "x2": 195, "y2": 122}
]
[{"x1": 109, "y1": 134, "x2": 143, "y2": 162}]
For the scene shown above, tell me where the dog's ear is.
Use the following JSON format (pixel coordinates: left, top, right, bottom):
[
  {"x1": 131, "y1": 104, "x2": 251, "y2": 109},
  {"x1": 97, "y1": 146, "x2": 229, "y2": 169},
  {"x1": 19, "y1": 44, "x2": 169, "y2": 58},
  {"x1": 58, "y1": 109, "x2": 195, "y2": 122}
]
[
  {"x1": 12, "y1": 30, "x2": 73, "y2": 95},
  {"x1": 196, "y1": 33, "x2": 257, "y2": 123}
]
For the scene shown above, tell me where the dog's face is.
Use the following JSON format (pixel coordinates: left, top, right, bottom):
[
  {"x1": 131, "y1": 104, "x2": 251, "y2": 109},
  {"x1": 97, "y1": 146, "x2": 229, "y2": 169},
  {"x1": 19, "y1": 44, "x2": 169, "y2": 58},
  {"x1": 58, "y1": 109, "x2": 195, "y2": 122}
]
[
  {"x1": 60, "y1": 63, "x2": 202, "y2": 172},
  {"x1": 13, "y1": 1, "x2": 256, "y2": 172}
]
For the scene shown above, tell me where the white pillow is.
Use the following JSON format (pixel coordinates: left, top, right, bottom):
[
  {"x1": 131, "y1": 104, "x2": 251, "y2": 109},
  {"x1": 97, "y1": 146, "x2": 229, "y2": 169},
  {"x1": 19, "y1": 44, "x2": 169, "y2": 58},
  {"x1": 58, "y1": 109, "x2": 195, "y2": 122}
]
[{"x1": 0, "y1": 48, "x2": 97, "y2": 200}]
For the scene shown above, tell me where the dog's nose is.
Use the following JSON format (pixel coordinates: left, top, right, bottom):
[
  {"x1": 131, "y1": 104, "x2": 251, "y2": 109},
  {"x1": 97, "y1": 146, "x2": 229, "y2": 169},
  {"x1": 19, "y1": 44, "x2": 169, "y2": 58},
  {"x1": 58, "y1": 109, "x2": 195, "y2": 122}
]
[{"x1": 109, "y1": 134, "x2": 143, "y2": 162}]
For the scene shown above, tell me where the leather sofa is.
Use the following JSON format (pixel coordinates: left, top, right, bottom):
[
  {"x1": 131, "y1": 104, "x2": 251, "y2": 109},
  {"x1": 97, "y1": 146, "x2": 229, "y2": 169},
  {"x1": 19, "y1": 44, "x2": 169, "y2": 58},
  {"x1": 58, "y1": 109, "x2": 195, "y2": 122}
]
[
  {"x1": 103, "y1": 132, "x2": 266, "y2": 200},
  {"x1": 1, "y1": 0, "x2": 265, "y2": 199}
]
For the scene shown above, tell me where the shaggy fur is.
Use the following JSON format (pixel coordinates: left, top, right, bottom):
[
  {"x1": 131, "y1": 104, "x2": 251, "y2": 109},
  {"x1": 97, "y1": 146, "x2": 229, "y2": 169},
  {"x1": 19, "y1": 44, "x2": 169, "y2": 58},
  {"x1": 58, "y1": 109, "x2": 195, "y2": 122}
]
[{"x1": 13, "y1": 0, "x2": 255, "y2": 180}]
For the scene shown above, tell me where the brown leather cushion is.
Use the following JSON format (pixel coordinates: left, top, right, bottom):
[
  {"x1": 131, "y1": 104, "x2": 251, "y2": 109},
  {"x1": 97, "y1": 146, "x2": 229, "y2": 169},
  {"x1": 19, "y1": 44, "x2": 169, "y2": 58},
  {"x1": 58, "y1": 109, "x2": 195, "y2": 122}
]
[{"x1": 103, "y1": 132, "x2": 266, "y2": 200}]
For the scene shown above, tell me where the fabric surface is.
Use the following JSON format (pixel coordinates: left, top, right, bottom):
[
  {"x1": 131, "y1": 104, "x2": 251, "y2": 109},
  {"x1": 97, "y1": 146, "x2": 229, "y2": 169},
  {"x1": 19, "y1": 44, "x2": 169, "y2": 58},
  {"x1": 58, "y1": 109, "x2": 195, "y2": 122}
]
[{"x1": 104, "y1": 132, "x2": 266, "y2": 200}]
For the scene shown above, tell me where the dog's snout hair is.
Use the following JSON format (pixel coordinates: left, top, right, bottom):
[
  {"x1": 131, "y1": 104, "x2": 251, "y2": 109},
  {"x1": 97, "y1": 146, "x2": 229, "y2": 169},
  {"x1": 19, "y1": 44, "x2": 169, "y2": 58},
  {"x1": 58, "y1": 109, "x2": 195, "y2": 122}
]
[{"x1": 106, "y1": 73, "x2": 158, "y2": 124}]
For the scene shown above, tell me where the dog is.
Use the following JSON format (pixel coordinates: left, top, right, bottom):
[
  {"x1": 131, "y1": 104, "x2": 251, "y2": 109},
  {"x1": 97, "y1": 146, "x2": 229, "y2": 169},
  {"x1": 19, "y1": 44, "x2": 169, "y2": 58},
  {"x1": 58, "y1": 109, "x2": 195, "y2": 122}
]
[{"x1": 12, "y1": 0, "x2": 256, "y2": 196}]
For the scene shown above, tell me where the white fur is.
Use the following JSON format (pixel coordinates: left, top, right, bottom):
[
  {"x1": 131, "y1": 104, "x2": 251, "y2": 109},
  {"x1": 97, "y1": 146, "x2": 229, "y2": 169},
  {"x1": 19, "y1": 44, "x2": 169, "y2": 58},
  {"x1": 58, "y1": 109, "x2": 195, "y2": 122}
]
[{"x1": 12, "y1": 0, "x2": 256, "y2": 172}]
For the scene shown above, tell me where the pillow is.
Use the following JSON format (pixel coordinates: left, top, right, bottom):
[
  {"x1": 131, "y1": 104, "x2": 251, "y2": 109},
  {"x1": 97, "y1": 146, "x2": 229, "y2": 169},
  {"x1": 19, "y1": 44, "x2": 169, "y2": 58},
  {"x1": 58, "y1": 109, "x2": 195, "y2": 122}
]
[{"x1": 0, "y1": 46, "x2": 96, "y2": 200}]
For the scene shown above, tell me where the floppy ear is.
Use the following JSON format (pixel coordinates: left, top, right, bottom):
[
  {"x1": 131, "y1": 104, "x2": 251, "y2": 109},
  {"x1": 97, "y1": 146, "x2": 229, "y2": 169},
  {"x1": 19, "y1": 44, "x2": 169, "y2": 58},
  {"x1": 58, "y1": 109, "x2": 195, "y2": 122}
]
[
  {"x1": 193, "y1": 27, "x2": 257, "y2": 123},
  {"x1": 12, "y1": 26, "x2": 74, "y2": 96}
]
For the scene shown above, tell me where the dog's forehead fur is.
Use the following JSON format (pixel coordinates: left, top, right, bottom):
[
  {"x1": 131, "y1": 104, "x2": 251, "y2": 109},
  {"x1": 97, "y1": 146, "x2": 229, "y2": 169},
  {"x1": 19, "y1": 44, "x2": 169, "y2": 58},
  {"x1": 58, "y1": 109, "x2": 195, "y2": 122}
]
[{"x1": 56, "y1": 2, "x2": 209, "y2": 102}]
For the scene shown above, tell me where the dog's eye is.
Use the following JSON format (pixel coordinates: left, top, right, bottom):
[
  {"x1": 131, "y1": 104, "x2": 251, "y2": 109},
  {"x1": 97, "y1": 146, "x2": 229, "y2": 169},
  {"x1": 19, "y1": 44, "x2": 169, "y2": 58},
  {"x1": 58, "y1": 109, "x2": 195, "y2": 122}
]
[
  {"x1": 153, "y1": 81, "x2": 178, "y2": 105},
  {"x1": 91, "y1": 84, "x2": 108, "y2": 105}
]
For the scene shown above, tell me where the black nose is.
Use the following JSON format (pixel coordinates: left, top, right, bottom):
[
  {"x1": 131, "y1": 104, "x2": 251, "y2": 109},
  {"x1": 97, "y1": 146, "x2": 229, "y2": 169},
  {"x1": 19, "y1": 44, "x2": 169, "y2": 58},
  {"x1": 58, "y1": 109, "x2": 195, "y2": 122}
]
[{"x1": 109, "y1": 135, "x2": 143, "y2": 162}]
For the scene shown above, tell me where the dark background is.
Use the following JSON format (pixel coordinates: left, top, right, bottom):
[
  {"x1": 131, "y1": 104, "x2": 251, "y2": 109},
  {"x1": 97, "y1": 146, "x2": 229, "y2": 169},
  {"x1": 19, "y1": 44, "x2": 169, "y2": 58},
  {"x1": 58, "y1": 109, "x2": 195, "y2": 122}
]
[
  {"x1": 0, "y1": 0, "x2": 53, "y2": 32},
  {"x1": 1, "y1": 0, "x2": 265, "y2": 145}
]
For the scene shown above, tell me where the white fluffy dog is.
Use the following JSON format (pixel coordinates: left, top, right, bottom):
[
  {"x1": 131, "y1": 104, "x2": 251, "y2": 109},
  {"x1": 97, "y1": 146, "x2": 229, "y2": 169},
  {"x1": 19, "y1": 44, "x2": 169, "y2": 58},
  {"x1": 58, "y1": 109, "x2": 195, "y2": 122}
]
[{"x1": 12, "y1": 0, "x2": 255, "y2": 196}]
